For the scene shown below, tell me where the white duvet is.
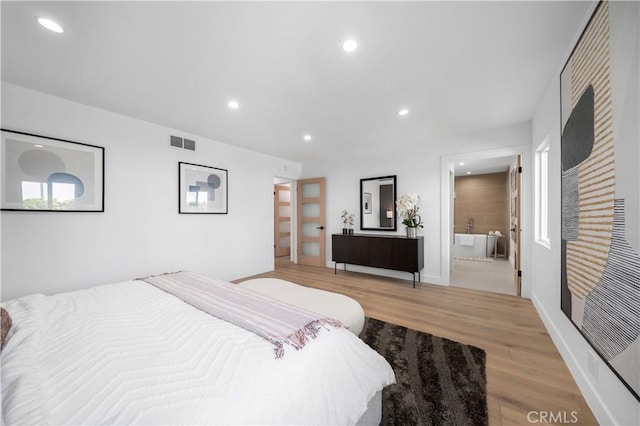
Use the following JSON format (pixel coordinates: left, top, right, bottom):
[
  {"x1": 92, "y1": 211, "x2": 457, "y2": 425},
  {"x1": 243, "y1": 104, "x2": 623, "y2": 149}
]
[{"x1": 1, "y1": 281, "x2": 395, "y2": 425}]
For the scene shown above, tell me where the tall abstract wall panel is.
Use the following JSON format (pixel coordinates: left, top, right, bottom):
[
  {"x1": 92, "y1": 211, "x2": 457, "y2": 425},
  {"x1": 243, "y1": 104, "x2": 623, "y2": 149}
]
[{"x1": 561, "y1": 0, "x2": 639, "y2": 401}]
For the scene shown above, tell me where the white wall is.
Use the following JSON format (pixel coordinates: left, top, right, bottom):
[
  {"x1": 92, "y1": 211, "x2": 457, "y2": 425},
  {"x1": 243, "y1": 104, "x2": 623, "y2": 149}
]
[
  {"x1": 0, "y1": 83, "x2": 302, "y2": 301},
  {"x1": 302, "y1": 121, "x2": 532, "y2": 285},
  {"x1": 530, "y1": 2, "x2": 640, "y2": 424}
]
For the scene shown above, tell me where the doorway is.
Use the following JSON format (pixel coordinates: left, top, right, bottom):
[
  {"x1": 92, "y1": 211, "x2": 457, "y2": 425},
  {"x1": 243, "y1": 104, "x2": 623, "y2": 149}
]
[
  {"x1": 274, "y1": 181, "x2": 292, "y2": 258},
  {"x1": 440, "y1": 146, "x2": 529, "y2": 297},
  {"x1": 273, "y1": 177, "x2": 327, "y2": 268}
]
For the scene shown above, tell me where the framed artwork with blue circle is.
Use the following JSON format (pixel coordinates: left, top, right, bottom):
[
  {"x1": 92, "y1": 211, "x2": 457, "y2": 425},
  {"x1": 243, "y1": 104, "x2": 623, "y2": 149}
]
[
  {"x1": 1, "y1": 129, "x2": 105, "y2": 212},
  {"x1": 179, "y1": 162, "x2": 228, "y2": 214}
]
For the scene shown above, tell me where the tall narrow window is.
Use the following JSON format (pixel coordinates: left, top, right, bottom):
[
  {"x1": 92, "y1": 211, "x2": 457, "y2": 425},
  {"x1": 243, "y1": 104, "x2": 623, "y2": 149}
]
[{"x1": 535, "y1": 138, "x2": 551, "y2": 248}]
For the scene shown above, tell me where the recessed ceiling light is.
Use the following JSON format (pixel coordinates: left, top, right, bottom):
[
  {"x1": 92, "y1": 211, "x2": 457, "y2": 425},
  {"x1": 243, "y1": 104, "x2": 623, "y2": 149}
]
[
  {"x1": 227, "y1": 100, "x2": 239, "y2": 109},
  {"x1": 303, "y1": 134, "x2": 312, "y2": 142},
  {"x1": 398, "y1": 109, "x2": 409, "y2": 116},
  {"x1": 342, "y1": 39, "x2": 358, "y2": 53},
  {"x1": 37, "y1": 17, "x2": 64, "y2": 34},
  {"x1": 459, "y1": 162, "x2": 465, "y2": 166},
  {"x1": 34, "y1": 144, "x2": 44, "y2": 148},
  {"x1": 466, "y1": 171, "x2": 472, "y2": 175}
]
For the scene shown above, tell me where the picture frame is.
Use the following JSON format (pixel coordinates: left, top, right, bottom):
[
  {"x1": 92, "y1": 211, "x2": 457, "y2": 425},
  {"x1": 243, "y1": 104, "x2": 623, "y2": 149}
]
[
  {"x1": 1, "y1": 129, "x2": 105, "y2": 212},
  {"x1": 179, "y1": 162, "x2": 228, "y2": 214},
  {"x1": 560, "y1": 1, "x2": 639, "y2": 402},
  {"x1": 363, "y1": 192, "x2": 372, "y2": 214}
]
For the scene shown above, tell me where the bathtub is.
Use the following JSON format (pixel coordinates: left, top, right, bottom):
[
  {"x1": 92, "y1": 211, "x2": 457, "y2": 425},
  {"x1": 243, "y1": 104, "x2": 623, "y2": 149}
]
[{"x1": 453, "y1": 233, "x2": 496, "y2": 258}]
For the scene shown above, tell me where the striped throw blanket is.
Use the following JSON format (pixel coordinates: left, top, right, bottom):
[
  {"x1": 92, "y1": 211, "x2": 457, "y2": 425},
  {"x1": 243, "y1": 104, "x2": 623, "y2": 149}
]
[{"x1": 139, "y1": 271, "x2": 342, "y2": 358}]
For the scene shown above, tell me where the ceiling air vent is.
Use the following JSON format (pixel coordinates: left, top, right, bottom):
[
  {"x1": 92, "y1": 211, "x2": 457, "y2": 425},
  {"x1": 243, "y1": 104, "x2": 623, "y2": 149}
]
[
  {"x1": 183, "y1": 139, "x2": 195, "y2": 151},
  {"x1": 170, "y1": 135, "x2": 196, "y2": 151}
]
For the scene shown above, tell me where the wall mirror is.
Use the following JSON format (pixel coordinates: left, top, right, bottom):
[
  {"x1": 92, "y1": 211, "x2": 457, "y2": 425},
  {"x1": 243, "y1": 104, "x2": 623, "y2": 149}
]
[{"x1": 360, "y1": 175, "x2": 397, "y2": 231}]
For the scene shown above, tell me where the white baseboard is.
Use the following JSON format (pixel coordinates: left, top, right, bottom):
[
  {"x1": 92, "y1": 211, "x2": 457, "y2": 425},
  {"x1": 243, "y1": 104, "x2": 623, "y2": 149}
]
[
  {"x1": 420, "y1": 275, "x2": 448, "y2": 286},
  {"x1": 530, "y1": 293, "x2": 616, "y2": 425}
]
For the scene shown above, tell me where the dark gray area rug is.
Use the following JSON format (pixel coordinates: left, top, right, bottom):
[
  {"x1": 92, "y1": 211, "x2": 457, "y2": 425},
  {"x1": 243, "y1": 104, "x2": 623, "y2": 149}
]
[{"x1": 360, "y1": 317, "x2": 488, "y2": 426}]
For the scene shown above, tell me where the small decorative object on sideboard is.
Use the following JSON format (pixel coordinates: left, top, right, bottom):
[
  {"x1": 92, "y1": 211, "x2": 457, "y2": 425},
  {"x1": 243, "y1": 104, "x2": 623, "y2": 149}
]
[
  {"x1": 341, "y1": 210, "x2": 355, "y2": 235},
  {"x1": 396, "y1": 193, "x2": 423, "y2": 238}
]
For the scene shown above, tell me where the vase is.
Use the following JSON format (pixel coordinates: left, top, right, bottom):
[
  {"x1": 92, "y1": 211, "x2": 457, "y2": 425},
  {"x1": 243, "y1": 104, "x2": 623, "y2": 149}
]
[{"x1": 406, "y1": 227, "x2": 418, "y2": 238}]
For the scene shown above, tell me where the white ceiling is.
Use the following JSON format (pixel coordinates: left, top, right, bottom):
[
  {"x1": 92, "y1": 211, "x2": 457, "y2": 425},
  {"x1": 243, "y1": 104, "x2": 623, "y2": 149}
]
[
  {"x1": 1, "y1": 1, "x2": 592, "y2": 163},
  {"x1": 454, "y1": 155, "x2": 515, "y2": 176}
]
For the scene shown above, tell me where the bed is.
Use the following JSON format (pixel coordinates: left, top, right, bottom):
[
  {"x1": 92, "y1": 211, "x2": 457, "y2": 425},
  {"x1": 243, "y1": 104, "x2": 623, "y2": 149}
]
[{"x1": 1, "y1": 276, "x2": 395, "y2": 425}]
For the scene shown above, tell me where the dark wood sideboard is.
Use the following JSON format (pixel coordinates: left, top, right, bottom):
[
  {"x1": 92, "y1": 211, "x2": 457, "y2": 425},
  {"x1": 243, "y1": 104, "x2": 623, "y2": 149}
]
[{"x1": 332, "y1": 233, "x2": 424, "y2": 287}]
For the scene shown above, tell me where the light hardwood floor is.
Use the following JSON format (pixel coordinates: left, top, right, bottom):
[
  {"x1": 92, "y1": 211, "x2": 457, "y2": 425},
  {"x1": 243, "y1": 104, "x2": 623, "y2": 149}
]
[
  {"x1": 238, "y1": 259, "x2": 598, "y2": 426},
  {"x1": 451, "y1": 258, "x2": 517, "y2": 296}
]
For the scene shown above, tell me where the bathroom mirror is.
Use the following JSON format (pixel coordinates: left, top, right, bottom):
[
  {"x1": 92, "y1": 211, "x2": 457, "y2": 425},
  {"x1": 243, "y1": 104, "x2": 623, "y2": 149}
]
[{"x1": 360, "y1": 175, "x2": 397, "y2": 231}]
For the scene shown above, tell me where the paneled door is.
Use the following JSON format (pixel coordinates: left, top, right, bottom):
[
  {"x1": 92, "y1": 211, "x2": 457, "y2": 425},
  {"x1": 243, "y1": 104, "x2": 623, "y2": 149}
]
[
  {"x1": 274, "y1": 183, "x2": 291, "y2": 257},
  {"x1": 296, "y1": 178, "x2": 326, "y2": 267}
]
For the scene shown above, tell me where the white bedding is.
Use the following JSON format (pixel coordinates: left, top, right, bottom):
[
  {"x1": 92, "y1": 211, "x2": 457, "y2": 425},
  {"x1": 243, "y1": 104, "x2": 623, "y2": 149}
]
[{"x1": 1, "y1": 280, "x2": 395, "y2": 425}]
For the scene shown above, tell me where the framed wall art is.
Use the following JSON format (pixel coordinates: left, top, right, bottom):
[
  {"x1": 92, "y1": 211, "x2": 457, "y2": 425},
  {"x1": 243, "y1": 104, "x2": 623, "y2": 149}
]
[
  {"x1": 179, "y1": 162, "x2": 228, "y2": 214},
  {"x1": 1, "y1": 129, "x2": 105, "y2": 212},
  {"x1": 560, "y1": 1, "x2": 639, "y2": 401},
  {"x1": 363, "y1": 192, "x2": 372, "y2": 214}
]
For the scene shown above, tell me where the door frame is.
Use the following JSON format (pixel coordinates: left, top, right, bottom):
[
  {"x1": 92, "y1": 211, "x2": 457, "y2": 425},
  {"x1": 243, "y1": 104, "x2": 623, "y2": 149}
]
[
  {"x1": 440, "y1": 144, "x2": 532, "y2": 297},
  {"x1": 513, "y1": 155, "x2": 522, "y2": 296},
  {"x1": 274, "y1": 182, "x2": 292, "y2": 258},
  {"x1": 273, "y1": 176, "x2": 297, "y2": 263}
]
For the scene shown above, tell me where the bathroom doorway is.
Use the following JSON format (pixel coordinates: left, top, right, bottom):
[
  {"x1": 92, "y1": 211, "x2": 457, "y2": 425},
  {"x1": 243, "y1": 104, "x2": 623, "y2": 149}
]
[{"x1": 448, "y1": 155, "x2": 522, "y2": 296}]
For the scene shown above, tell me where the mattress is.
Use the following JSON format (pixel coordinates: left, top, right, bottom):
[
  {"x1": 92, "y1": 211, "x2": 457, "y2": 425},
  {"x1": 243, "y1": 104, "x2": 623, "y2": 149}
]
[{"x1": 1, "y1": 280, "x2": 395, "y2": 425}]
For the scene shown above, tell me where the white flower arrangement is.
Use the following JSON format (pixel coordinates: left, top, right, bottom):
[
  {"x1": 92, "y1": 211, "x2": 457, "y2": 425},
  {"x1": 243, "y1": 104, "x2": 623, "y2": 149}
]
[{"x1": 396, "y1": 193, "x2": 423, "y2": 228}]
